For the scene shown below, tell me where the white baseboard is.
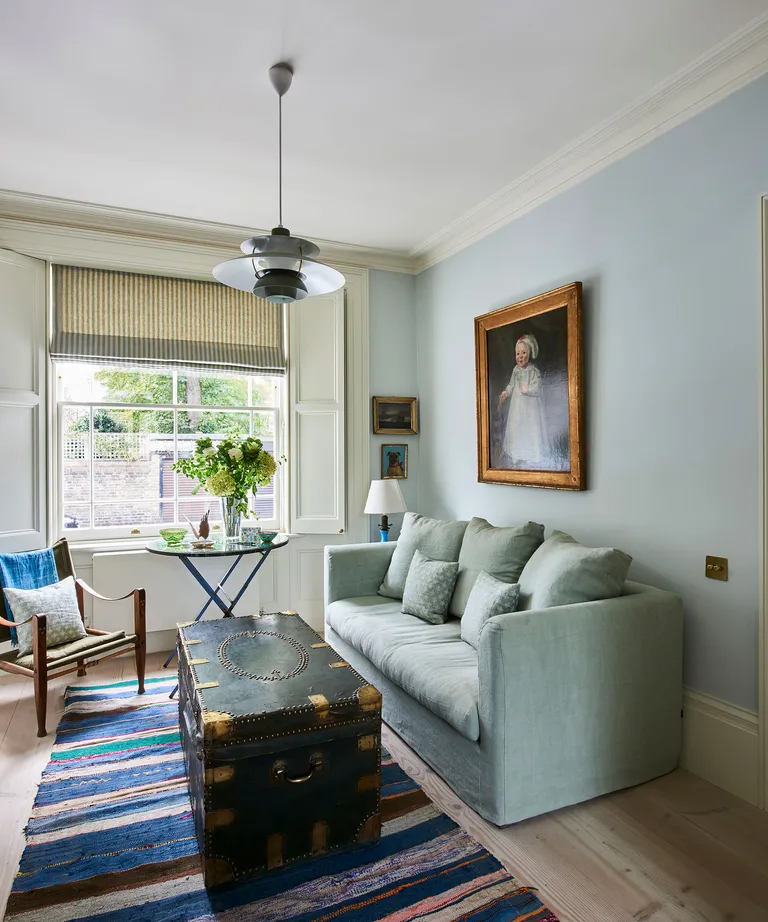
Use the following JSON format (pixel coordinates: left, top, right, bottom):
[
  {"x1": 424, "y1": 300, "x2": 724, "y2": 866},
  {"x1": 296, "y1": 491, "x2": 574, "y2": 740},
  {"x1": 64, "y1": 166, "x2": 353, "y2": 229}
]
[{"x1": 681, "y1": 687, "x2": 760, "y2": 806}]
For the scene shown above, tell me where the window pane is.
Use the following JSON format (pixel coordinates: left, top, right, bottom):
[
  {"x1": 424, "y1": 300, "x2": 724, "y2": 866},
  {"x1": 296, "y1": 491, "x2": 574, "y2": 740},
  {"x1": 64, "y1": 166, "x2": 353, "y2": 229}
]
[
  {"x1": 92, "y1": 502, "x2": 170, "y2": 528},
  {"x1": 92, "y1": 368, "x2": 173, "y2": 405},
  {"x1": 62, "y1": 407, "x2": 91, "y2": 503},
  {"x1": 58, "y1": 365, "x2": 96, "y2": 402},
  {"x1": 92, "y1": 408, "x2": 171, "y2": 506},
  {"x1": 63, "y1": 505, "x2": 91, "y2": 530},
  {"x1": 178, "y1": 497, "x2": 223, "y2": 526},
  {"x1": 251, "y1": 377, "x2": 280, "y2": 406},
  {"x1": 251, "y1": 411, "x2": 276, "y2": 520},
  {"x1": 178, "y1": 372, "x2": 249, "y2": 409}
]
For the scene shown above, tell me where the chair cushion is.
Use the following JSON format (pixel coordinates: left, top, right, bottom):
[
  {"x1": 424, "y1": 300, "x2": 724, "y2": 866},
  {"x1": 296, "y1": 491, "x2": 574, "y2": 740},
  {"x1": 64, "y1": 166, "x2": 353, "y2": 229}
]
[
  {"x1": 15, "y1": 630, "x2": 129, "y2": 669},
  {"x1": 401, "y1": 550, "x2": 458, "y2": 624},
  {"x1": 3, "y1": 576, "x2": 86, "y2": 656},
  {"x1": 378, "y1": 513, "x2": 468, "y2": 600},
  {"x1": 518, "y1": 530, "x2": 632, "y2": 610},
  {"x1": 327, "y1": 596, "x2": 479, "y2": 741},
  {"x1": 461, "y1": 570, "x2": 521, "y2": 649},
  {"x1": 449, "y1": 518, "x2": 544, "y2": 616}
]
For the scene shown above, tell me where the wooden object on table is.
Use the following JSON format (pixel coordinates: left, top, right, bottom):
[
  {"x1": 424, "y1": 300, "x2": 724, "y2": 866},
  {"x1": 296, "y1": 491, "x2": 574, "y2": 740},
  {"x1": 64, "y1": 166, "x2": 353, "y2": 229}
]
[
  {"x1": 0, "y1": 538, "x2": 146, "y2": 737},
  {"x1": 177, "y1": 612, "x2": 382, "y2": 887}
]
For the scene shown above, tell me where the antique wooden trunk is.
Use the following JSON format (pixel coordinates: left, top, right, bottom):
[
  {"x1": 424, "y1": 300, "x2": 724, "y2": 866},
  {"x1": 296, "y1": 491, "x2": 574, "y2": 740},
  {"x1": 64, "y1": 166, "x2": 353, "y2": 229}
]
[{"x1": 177, "y1": 612, "x2": 382, "y2": 888}]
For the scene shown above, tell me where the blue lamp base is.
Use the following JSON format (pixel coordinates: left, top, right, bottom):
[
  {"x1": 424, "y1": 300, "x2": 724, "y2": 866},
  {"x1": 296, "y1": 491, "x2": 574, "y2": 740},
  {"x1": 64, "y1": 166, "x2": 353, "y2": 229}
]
[{"x1": 378, "y1": 526, "x2": 391, "y2": 542}]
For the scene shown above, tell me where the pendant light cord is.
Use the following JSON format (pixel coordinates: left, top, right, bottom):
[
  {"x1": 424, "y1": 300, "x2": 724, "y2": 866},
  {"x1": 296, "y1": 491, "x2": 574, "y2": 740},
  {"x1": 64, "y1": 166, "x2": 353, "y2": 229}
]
[{"x1": 278, "y1": 94, "x2": 283, "y2": 228}]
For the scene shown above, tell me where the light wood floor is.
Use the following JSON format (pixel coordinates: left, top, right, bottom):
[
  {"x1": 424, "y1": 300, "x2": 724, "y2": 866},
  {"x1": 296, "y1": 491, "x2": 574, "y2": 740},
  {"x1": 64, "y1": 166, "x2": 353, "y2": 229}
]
[{"x1": 2, "y1": 654, "x2": 768, "y2": 921}]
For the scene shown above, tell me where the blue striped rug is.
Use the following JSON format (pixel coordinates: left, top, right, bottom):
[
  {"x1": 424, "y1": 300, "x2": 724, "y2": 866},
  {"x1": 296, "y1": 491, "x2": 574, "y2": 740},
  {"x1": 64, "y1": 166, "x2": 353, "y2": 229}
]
[{"x1": 4, "y1": 676, "x2": 559, "y2": 921}]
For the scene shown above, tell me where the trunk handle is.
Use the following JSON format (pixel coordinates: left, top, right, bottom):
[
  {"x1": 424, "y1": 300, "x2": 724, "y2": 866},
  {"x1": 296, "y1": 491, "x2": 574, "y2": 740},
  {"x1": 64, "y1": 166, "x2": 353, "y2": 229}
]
[{"x1": 272, "y1": 752, "x2": 324, "y2": 783}]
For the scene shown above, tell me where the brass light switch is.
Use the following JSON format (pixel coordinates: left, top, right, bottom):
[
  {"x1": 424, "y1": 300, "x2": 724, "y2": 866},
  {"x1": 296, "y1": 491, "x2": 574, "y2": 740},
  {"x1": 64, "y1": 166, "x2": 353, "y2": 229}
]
[{"x1": 705, "y1": 556, "x2": 728, "y2": 581}]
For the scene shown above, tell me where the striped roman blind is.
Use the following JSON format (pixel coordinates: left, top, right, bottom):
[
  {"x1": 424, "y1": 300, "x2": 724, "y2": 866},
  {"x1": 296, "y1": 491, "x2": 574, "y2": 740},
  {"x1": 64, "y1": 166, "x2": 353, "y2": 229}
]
[{"x1": 51, "y1": 265, "x2": 286, "y2": 375}]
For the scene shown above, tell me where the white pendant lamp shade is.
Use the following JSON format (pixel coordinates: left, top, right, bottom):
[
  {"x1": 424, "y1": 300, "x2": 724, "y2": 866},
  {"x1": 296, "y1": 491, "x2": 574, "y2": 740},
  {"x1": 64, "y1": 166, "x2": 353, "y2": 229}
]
[
  {"x1": 213, "y1": 232, "x2": 345, "y2": 302},
  {"x1": 364, "y1": 480, "x2": 407, "y2": 515},
  {"x1": 213, "y1": 62, "x2": 345, "y2": 304}
]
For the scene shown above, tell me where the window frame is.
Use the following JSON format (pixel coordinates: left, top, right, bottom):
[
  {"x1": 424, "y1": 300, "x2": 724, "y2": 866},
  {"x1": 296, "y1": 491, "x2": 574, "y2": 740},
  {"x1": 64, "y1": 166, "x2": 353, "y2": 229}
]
[{"x1": 54, "y1": 363, "x2": 284, "y2": 542}]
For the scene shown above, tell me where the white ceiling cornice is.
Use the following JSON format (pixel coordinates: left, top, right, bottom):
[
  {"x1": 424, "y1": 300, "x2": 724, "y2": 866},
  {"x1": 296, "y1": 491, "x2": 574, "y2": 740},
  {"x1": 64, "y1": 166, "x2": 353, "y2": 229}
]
[
  {"x1": 3, "y1": 10, "x2": 767, "y2": 279},
  {"x1": 0, "y1": 188, "x2": 416, "y2": 274},
  {"x1": 411, "y1": 10, "x2": 768, "y2": 273}
]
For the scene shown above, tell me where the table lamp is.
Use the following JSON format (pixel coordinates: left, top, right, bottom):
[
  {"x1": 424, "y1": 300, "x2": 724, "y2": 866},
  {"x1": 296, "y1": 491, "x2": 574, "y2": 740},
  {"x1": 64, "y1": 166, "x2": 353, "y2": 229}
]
[{"x1": 364, "y1": 479, "x2": 406, "y2": 542}]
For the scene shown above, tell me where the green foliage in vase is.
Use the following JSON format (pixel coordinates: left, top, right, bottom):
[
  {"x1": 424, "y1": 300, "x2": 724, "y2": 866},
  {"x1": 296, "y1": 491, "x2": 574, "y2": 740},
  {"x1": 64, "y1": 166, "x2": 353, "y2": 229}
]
[{"x1": 171, "y1": 435, "x2": 280, "y2": 518}]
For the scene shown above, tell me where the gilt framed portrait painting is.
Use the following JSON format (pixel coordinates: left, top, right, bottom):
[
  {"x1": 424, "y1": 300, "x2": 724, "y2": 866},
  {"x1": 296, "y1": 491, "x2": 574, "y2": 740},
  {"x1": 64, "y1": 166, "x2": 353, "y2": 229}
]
[{"x1": 475, "y1": 282, "x2": 585, "y2": 490}]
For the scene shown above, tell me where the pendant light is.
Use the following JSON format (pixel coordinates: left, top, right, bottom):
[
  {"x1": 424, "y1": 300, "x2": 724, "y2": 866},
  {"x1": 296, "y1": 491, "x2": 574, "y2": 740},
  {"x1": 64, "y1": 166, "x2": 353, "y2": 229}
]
[{"x1": 213, "y1": 63, "x2": 345, "y2": 304}]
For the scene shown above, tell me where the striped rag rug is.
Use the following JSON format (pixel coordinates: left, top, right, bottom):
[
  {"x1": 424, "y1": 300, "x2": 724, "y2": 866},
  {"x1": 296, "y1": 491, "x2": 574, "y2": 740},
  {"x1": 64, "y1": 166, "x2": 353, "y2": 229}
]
[{"x1": 5, "y1": 676, "x2": 559, "y2": 922}]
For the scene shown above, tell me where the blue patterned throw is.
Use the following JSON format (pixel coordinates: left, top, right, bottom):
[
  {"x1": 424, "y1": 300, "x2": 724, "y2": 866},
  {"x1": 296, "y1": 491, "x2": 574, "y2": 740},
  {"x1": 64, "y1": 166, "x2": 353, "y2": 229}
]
[{"x1": 0, "y1": 548, "x2": 57, "y2": 644}]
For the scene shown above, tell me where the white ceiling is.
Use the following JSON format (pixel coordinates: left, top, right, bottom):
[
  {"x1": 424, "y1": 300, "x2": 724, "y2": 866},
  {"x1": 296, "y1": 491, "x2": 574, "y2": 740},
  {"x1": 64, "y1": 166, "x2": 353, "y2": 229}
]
[{"x1": 1, "y1": 0, "x2": 767, "y2": 255}]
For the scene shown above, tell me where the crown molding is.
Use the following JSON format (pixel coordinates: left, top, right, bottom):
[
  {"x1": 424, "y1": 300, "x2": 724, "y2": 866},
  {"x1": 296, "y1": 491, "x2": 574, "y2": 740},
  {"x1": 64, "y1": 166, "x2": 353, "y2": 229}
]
[
  {"x1": 411, "y1": 11, "x2": 768, "y2": 272},
  {"x1": 0, "y1": 189, "x2": 416, "y2": 274}
]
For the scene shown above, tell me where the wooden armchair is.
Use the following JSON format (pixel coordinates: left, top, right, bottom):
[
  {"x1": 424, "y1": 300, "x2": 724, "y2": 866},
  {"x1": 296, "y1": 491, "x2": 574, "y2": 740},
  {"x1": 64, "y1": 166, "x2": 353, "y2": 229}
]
[{"x1": 0, "y1": 538, "x2": 146, "y2": 737}]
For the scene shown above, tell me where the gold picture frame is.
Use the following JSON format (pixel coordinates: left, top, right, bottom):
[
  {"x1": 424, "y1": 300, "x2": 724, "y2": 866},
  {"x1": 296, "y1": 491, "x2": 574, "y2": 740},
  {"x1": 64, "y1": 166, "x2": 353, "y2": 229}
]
[
  {"x1": 372, "y1": 397, "x2": 419, "y2": 435},
  {"x1": 475, "y1": 282, "x2": 585, "y2": 490}
]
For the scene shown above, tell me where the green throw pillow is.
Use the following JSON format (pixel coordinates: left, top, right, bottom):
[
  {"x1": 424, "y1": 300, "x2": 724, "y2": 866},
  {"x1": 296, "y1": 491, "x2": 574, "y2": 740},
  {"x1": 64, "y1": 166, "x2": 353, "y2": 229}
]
[
  {"x1": 378, "y1": 512, "x2": 467, "y2": 600},
  {"x1": 518, "y1": 530, "x2": 632, "y2": 611},
  {"x1": 449, "y1": 517, "x2": 544, "y2": 616},
  {"x1": 401, "y1": 550, "x2": 459, "y2": 625},
  {"x1": 3, "y1": 576, "x2": 87, "y2": 657},
  {"x1": 460, "y1": 570, "x2": 521, "y2": 649}
]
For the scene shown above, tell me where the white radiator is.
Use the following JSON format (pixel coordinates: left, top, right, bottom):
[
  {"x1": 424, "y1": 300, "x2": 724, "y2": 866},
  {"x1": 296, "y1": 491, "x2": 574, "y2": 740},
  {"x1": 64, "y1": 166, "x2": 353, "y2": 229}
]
[{"x1": 92, "y1": 549, "x2": 265, "y2": 636}]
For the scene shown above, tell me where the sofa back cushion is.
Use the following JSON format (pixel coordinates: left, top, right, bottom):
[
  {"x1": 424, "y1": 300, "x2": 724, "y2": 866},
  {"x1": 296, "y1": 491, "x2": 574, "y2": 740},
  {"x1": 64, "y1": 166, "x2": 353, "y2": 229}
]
[
  {"x1": 460, "y1": 570, "x2": 521, "y2": 649},
  {"x1": 518, "y1": 530, "x2": 632, "y2": 610},
  {"x1": 449, "y1": 518, "x2": 544, "y2": 616},
  {"x1": 378, "y1": 512, "x2": 468, "y2": 600}
]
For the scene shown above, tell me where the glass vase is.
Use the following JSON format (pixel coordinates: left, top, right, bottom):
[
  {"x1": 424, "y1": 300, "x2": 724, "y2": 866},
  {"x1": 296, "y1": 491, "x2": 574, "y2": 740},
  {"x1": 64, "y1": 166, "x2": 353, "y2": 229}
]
[{"x1": 220, "y1": 497, "x2": 242, "y2": 541}]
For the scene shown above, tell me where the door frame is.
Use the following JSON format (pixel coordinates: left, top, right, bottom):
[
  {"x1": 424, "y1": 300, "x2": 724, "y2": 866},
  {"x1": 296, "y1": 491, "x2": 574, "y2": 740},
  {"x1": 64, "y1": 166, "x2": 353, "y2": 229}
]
[{"x1": 760, "y1": 194, "x2": 768, "y2": 810}]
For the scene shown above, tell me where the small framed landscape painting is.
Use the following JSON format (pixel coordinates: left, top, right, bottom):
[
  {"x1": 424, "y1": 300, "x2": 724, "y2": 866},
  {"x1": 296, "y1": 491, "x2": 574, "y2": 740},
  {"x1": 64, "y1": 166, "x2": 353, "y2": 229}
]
[
  {"x1": 475, "y1": 282, "x2": 585, "y2": 490},
  {"x1": 381, "y1": 444, "x2": 408, "y2": 479},
  {"x1": 373, "y1": 397, "x2": 419, "y2": 435}
]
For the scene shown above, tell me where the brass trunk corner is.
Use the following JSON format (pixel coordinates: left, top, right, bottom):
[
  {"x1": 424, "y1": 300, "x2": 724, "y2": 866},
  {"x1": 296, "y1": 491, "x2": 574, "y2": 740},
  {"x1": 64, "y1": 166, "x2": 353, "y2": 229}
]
[
  {"x1": 267, "y1": 832, "x2": 284, "y2": 869},
  {"x1": 357, "y1": 813, "x2": 382, "y2": 843},
  {"x1": 204, "y1": 858, "x2": 234, "y2": 887},
  {"x1": 204, "y1": 764, "x2": 235, "y2": 786},
  {"x1": 357, "y1": 773, "x2": 381, "y2": 793},
  {"x1": 356, "y1": 684, "x2": 382, "y2": 712},
  {"x1": 205, "y1": 808, "x2": 236, "y2": 830},
  {"x1": 203, "y1": 710, "x2": 234, "y2": 741}
]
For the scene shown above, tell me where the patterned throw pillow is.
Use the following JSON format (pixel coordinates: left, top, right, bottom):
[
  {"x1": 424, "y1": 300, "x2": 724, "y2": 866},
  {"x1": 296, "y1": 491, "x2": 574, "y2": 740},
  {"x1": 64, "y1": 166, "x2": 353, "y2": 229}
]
[
  {"x1": 401, "y1": 550, "x2": 459, "y2": 625},
  {"x1": 3, "y1": 576, "x2": 86, "y2": 657},
  {"x1": 460, "y1": 570, "x2": 521, "y2": 649}
]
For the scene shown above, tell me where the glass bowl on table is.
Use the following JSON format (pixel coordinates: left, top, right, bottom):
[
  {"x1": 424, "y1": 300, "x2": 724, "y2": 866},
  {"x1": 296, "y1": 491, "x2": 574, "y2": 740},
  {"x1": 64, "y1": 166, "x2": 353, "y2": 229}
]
[{"x1": 159, "y1": 527, "x2": 188, "y2": 547}]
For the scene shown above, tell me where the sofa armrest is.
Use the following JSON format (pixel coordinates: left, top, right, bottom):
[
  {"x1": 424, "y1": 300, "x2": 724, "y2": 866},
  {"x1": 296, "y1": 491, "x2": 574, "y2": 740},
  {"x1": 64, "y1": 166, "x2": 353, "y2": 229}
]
[
  {"x1": 324, "y1": 542, "x2": 397, "y2": 606},
  {"x1": 477, "y1": 584, "x2": 683, "y2": 821}
]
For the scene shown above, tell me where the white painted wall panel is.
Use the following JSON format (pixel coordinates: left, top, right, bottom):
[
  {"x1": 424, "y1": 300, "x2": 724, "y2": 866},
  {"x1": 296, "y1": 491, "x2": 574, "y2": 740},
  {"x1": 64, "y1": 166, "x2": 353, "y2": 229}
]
[
  {"x1": 0, "y1": 248, "x2": 46, "y2": 552},
  {"x1": 290, "y1": 291, "x2": 346, "y2": 535}
]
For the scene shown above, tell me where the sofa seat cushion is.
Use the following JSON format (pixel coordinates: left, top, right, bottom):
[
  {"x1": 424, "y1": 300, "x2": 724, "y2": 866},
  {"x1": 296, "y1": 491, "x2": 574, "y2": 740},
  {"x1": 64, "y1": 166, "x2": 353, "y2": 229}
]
[{"x1": 327, "y1": 596, "x2": 479, "y2": 741}]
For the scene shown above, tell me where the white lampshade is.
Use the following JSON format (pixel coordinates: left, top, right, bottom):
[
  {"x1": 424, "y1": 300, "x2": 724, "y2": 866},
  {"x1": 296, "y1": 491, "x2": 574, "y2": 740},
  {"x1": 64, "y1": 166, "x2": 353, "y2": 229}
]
[{"x1": 364, "y1": 479, "x2": 406, "y2": 515}]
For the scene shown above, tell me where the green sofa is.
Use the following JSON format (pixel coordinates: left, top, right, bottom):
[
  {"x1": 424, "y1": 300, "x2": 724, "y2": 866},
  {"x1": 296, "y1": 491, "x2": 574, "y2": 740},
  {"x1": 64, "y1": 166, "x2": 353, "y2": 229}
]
[{"x1": 324, "y1": 539, "x2": 683, "y2": 827}]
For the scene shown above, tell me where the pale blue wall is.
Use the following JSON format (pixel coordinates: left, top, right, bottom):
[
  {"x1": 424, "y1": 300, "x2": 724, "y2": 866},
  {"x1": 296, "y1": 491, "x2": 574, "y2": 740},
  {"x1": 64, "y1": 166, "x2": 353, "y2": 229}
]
[
  {"x1": 415, "y1": 74, "x2": 768, "y2": 711},
  {"x1": 369, "y1": 269, "x2": 418, "y2": 541}
]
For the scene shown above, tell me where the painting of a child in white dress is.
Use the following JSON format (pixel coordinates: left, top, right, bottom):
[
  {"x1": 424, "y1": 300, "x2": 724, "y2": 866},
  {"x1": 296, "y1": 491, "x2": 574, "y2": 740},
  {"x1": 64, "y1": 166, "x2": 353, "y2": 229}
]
[{"x1": 488, "y1": 311, "x2": 570, "y2": 472}]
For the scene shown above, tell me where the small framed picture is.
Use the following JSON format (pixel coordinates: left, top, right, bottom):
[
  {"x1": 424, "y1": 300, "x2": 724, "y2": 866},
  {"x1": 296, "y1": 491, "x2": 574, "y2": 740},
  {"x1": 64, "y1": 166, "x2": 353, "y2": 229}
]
[
  {"x1": 381, "y1": 444, "x2": 408, "y2": 479},
  {"x1": 373, "y1": 396, "x2": 419, "y2": 435}
]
